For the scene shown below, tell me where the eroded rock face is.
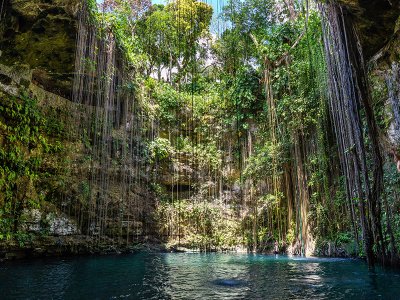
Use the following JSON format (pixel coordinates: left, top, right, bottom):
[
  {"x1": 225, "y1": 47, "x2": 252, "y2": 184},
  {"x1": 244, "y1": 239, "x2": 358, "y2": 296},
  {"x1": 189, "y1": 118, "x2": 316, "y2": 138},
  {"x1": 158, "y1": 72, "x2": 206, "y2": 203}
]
[
  {"x1": 0, "y1": 0, "x2": 80, "y2": 98},
  {"x1": 335, "y1": 1, "x2": 400, "y2": 162},
  {"x1": 20, "y1": 209, "x2": 42, "y2": 233},
  {"x1": 337, "y1": 0, "x2": 400, "y2": 59},
  {"x1": 20, "y1": 209, "x2": 80, "y2": 236},
  {"x1": 386, "y1": 63, "x2": 400, "y2": 147},
  {"x1": 47, "y1": 214, "x2": 80, "y2": 236}
]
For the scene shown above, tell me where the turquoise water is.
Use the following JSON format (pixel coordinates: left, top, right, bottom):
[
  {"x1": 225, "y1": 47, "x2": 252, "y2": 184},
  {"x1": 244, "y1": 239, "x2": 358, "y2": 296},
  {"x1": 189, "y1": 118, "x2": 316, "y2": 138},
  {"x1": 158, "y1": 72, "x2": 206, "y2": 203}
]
[{"x1": 1, "y1": 253, "x2": 400, "y2": 299}]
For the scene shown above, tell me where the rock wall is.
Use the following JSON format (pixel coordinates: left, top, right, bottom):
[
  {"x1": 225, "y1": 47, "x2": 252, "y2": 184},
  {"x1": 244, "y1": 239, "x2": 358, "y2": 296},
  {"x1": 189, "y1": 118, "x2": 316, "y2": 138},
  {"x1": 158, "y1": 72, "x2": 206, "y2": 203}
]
[
  {"x1": 337, "y1": 0, "x2": 400, "y2": 59},
  {"x1": 0, "y1": 0, "x2": 158, "y2": 257},
  {"x1": 335, "y1": 0, "x2": 400, "y2": 160},
  {"x1": 0, "y1": 0, "x2": 80, "y2": 97}
]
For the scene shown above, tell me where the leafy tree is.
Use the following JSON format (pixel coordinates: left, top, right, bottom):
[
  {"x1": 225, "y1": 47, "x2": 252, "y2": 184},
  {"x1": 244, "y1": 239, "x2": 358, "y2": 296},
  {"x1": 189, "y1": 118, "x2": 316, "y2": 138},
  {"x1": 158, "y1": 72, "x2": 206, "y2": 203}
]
[{"x1": 136, "y1": 0, "x2": 213, "y2": 82}]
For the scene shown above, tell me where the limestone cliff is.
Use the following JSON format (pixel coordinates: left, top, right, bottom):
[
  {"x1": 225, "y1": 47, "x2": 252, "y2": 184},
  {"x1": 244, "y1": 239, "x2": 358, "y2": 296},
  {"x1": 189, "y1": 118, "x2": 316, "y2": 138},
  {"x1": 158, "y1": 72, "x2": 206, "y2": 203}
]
[
  {"x1": 0, "y1": 0, "x2": 80, "y2": 97},
  {"x1": 335, "y1": 0, "x2": 400, "y2": 159},
  {"x1": 337, "y1": 0, "x2": 400, "y2": 59},
  {"x1": 0, "y1": 0, "x2": 158, "y2": 259}
]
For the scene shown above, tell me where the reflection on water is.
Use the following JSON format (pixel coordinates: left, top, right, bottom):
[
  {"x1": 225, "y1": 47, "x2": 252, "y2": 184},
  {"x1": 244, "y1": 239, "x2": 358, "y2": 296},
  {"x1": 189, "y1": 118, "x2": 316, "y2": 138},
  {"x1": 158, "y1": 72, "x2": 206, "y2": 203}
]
[{"x1": 1, "y1": 253, "x2": 399, "y2": 299}]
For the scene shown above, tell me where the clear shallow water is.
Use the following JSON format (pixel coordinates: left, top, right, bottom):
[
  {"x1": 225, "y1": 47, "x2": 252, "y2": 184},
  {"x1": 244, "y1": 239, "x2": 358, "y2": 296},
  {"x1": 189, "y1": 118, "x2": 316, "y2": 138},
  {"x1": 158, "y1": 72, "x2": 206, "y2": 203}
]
[{"x1": 1, "y1": 253, "x2": 399, "y2": 299}]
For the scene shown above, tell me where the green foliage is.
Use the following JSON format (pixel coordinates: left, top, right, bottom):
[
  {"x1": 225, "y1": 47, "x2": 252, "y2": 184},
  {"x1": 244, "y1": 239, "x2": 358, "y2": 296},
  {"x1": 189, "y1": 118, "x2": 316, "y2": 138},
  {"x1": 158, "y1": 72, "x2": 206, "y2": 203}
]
[
  {"x1": 135, "y1": 0, "x2": 213, "y2": 80},
  {"x1": 382, "y1": 161, "x2": 400, "y2": 252},
  {"x1": 14, "y1": 231, "x2": 33, "y2": 247},
  {"x1": 225, "y1": 68, "x2": 264, "y2": 130},
  {"x1": 90, "y1": 0, "x2": 150, "y2": 68},
  {"x1": 335, "y1": 232, "x2": 352, "y2": 245},
  {"x1": 243, "y1": 141, "x2": 283, "y2": 180},
  {"x1": 156, "y1": 199, "x2": 241, "y2": 250},
  {"x1": 8, "y1": 0, "x2": 386, "y2": 257},
  {"x1": 286, "y1": 221, "x2": 296, "y2": 245},
  {"x1": 149, "y1": 137, "x2": 174, "y2": 162},
  {"x1": 152, "y1": 81, "x2": 185, "y2": 124},
  {"x1": 142, "y1": 0, "x2": 343, "y2": 252},
  {"x1": 0, "y1": 92, "x2": 64, "y2": 238}
]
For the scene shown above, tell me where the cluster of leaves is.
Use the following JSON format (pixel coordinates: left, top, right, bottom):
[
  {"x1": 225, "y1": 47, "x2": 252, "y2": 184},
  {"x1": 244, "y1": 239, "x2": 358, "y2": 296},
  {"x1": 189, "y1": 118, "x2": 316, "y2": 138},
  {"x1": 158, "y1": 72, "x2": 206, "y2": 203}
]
[
  {"x1": 149, "y1": 137, "x2": 174, "y2": 162},
  {"x1": 137, "y1": 0, "x2": 212, "y2": 80},
  {"x1": 222, "y1": 68, "x2": 264, "y2": 132},
  {"x1": 243, "y1": 141, "x2": 283, "y2": 181},
  {"x1": 0, "y1": 93, "x2": 64, "y2": 239},
  {"x1": 88, "y1": 0, "x2": 150, "y2": 68},
  {"x1": 156, "y1": 199, "x2": 242, "y2": 250}
]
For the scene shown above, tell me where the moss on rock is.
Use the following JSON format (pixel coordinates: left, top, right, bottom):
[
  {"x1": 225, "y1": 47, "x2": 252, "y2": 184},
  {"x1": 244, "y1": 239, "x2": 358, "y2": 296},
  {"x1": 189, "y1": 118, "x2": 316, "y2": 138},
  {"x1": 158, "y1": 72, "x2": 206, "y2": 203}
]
[{"x1": 0, "y1": 0, "x2": 80, "y2": 98}]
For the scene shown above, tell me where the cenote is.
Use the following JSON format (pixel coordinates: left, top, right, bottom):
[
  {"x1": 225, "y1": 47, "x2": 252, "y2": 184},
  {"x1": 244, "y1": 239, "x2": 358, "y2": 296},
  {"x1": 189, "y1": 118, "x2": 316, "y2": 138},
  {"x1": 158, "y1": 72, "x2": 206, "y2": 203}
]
[
  {"x1": 2, "y1": 0, "x2": 400, "y2": 299},
  {"x1": 1, "y1": 253, "x2": 400, "y2": 299}
]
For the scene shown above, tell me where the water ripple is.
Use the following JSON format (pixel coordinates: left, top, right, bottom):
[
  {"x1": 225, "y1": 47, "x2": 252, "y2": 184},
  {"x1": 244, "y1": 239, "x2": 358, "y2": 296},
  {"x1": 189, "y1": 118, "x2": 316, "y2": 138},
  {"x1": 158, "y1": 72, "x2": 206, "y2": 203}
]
[{"x1": 0, "y1": 253, "x2": 399, "y2": 299}]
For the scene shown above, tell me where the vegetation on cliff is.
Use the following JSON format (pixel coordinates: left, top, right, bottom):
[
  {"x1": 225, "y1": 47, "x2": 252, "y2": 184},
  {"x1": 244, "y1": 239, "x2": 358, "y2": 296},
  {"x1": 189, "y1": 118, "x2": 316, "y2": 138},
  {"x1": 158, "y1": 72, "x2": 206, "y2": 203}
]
[{"x1": 0, "y1": 0, "x2": 400, "y2": 268}]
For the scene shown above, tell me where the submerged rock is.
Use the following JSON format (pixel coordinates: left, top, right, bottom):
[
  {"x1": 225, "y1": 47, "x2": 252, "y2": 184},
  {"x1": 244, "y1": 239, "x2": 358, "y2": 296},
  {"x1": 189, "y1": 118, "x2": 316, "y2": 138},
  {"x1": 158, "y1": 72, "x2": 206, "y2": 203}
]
[{"x1": 212, "y1": 279, "x2": 246, "y2": 287}]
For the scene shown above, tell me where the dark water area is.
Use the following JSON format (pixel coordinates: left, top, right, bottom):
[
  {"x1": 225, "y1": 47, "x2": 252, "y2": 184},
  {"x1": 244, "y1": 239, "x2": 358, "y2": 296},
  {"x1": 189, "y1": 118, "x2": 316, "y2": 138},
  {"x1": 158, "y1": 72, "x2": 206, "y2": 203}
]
[{"x1": 1, "y1": 252, "x2": 399, "y2": 299}]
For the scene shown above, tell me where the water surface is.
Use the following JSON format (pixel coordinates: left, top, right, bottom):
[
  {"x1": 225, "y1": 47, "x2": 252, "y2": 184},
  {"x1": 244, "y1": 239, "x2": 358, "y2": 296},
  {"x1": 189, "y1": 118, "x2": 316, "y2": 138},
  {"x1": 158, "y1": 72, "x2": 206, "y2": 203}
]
[{"x1": 1, "y1": 252, "x2": 399, "y2": 299}]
